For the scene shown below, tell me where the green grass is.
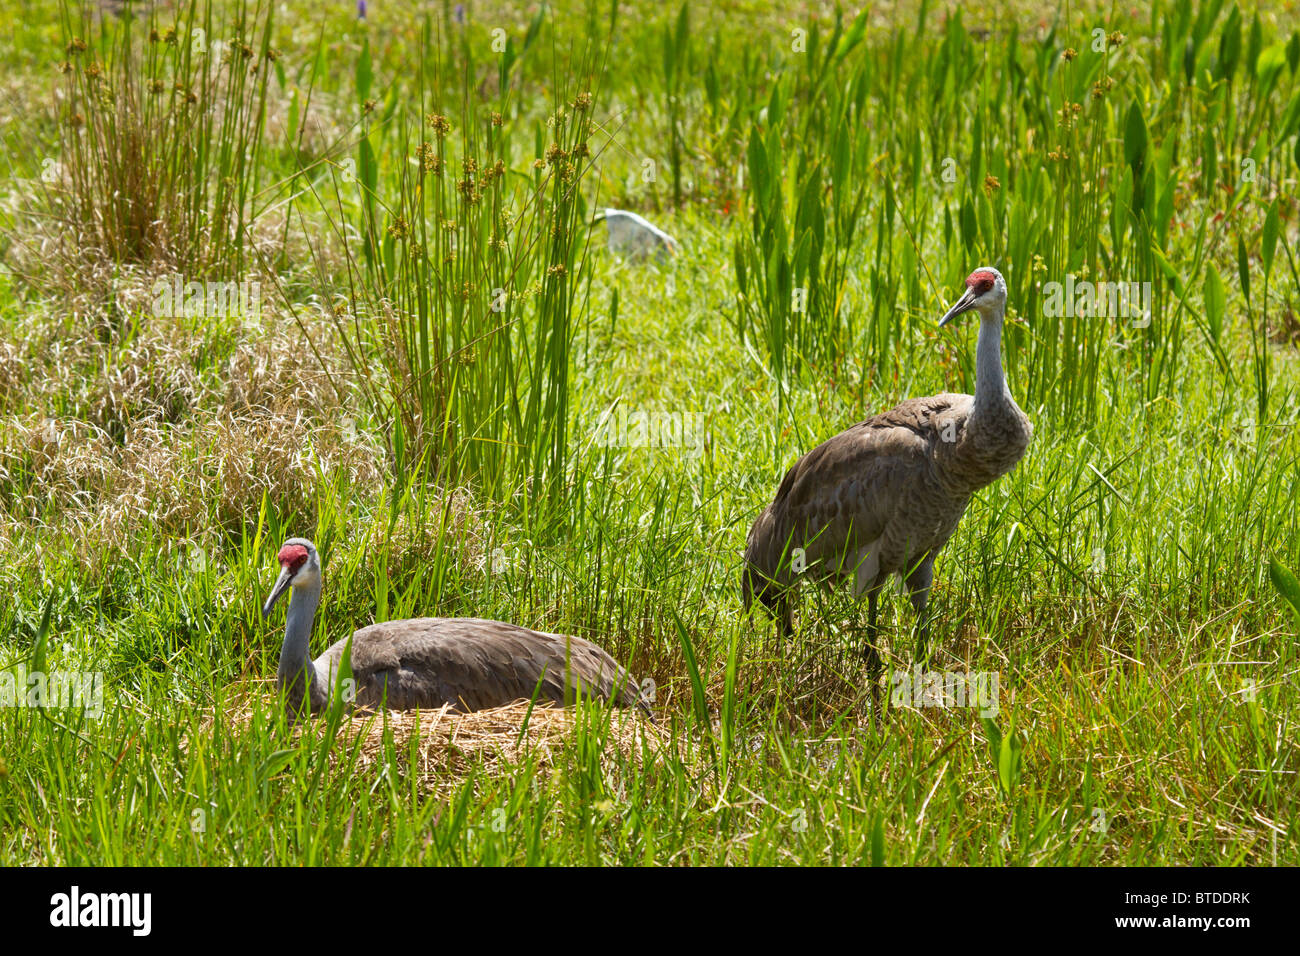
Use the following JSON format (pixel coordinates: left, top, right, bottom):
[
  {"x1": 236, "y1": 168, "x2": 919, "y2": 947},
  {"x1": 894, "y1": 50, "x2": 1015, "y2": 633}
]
[{"x1": 0, "y1": 0, "x2": 1297, "y2": 865}]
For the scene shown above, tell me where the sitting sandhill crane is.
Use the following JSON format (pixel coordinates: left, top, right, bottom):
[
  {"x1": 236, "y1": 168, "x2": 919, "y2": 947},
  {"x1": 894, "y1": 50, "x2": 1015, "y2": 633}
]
[
  {"x1": 742, "y1": 267, "x2": 1032, "y2": 674},
  {"x1": 594, "y1": 208, "x2": 680, "y2": 262},
  {"x1": 263, "y1": 538, "x2": 650, "y2": 719}
]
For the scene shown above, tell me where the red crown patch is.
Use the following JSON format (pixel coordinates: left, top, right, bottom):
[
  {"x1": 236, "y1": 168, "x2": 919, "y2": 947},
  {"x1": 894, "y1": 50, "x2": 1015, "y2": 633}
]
[{"x1": 278, "y1": 543, "x2": 309, "y2": 567}]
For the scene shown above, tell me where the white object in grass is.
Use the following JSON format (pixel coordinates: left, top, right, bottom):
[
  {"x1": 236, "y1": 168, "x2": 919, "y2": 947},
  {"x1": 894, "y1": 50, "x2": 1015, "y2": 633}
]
[{"x1": 594, "y1": 208, "x2": 679, "y2": 261}]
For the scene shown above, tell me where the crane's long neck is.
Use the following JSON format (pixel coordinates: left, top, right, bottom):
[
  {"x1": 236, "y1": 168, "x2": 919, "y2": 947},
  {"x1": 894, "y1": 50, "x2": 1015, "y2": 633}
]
[
  {"x1": 949, "y1": 298, "x2": 1031, "y2": 492},
  {"x1": 278, "y1": 582, "x2": 321, "y2": 711},
  {"x1": 972, "y1": 303, "x2": 1010, "y2": 416}
]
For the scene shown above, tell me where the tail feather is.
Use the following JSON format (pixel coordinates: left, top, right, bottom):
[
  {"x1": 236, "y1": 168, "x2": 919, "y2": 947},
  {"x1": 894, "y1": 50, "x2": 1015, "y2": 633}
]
[
  {"x1": 742, "y1": 505, "x2": 797, "y2": 637},
  {"x1": 741, "y1": 555, "x2": 792, "y2": 632}
]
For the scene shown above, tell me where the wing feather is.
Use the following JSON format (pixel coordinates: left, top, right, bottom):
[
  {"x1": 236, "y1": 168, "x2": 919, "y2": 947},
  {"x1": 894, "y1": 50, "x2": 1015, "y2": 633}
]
[
  {"x1": 316, "y1": 618, "x2": 648, "y2": 714},
  {"x1": 744, "y1": 393, "x2": 972, "y2": 584}
]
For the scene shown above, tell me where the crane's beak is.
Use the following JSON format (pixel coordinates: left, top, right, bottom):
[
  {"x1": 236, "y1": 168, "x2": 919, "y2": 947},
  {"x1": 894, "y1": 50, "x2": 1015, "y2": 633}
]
[
  {"x1": 938, "y1": 287, "x2": 978, "y2": 327},
  {"x1": 262, "y1": 566, "x2": 294, "y2": 619}
]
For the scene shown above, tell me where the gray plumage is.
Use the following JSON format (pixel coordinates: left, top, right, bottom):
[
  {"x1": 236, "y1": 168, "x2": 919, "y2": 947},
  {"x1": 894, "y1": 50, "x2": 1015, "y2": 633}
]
[
  {"x1": 742, "y1": 267, "x2": 1032, "y2": 669},
  {"x1": 263, "y1": 538, "x2": 650, "y2": 719}
]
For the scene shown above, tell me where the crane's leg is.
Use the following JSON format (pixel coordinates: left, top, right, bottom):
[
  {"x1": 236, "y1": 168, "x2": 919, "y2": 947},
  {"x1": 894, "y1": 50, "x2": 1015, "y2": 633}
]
[
  {"x1": 864, "y1": 585, "x2": 883, "y2": 675},
  {"x1": 852, "y1": 542, "x2": 886, "y2": 676},
  {"x1": 906, "y1": 553, "x2": 936, "y2": 666},
  {"x1": 860, "y1": 580, "x2": 888, "y2": 722},
  {"x1": 744, "y1": 561, "x2": 793, "y2": 654},
  {"x1": 778, "y1": 592, "x2": 793, "y2": 640},
  {"x1": 847, "y1": 542, "x2": 889, "y2": 721}
]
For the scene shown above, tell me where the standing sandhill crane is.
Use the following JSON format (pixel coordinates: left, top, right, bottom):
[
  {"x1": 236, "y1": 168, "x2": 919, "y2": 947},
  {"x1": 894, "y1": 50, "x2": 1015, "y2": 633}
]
[
  {"x1": 263, "y1": 538, "x2": 650, "y2": 719},
  {"x1": 742, "y1": 267, "x2": 1032, "y2": 673}
]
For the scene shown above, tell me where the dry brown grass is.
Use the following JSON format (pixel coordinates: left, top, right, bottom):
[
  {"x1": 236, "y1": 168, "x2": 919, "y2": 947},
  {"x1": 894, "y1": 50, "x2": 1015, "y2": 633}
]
[
  {"x1": 0, "y1": 261, "x2": 493, "y2": 592},
  {"x1": 262, "y1": 85, "x2": 353, "y2": 173},
  {"x1": 0, "y1": 266, "x2": 389, "y2": 565},
  {"x1": 0, "y1": 12, "x2": 414, "y2": 579},
  {"x1": 209, "y1": 683, "x2": 666, "y2": 796}
]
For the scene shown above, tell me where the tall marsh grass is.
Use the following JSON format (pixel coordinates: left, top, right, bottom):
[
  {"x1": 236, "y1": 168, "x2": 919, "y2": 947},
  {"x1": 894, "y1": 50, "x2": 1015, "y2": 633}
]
[
  {"x1": 299, "y1": 13, "x2": 608, "y2": 506},
  {"x1": 49, "y1": 0, "x2": 275, "y2": 280},
  {"x1": 728, "y1": 2, "x2": 1298, "y2": 432}
]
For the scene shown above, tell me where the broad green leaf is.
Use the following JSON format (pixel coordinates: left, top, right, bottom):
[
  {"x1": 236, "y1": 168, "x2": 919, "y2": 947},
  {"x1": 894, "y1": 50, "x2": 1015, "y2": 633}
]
[
  {"x1": 1261, "y1": 200, "x2": 1279, "y2": 276},
  {"x1": 674, "y1": 2, "x2": 689, "y2": 59},
  {"x1": 1217, "y1": 6, "x2": 1241, "y2": 80},
  {"x1": 662, "y1": 23, "x2": 675, "y2": 86},
  {"x1": 356, "y1": 35, "x2": 372, "y2": 104},
  {"x1": 671, "y1": 609, "x2": 710, "y2": 727},
  {"x1": 1279, "y1": 87, "x2": 1300, "y2": 148},
  {"x1": 998, "y1": 736, "x2": 1015, "y2": 793},
  {"x1": 833, "y1": 7, "x2": 869, "y2": 62},
  {"x1": 1124, "y1": 101, "x2": 1149, "y2": 172},
  {"x1": 1257, "y1": 42, "x2": 1288, "y2": 83},
  {"x1": 257, "y1": 750, "x2": 296, "y2": 782},
  {"x1": 1151, "y1": 244, "x2": 1182, "y2": 294},
  {"x1": 1268, "y1": 558, "x2": 1300, "y2": 621},
  {"x1": 1246, "y1": 15, "x2": 1263, "y2": 77},
  {"x1": 960, "y1": 197, "x2": 977, "y2": 251},
  {"x1": 1237, "y1": 234, "x2": 1251, "y2": 304},
  {"x1": 982, "y1": 716, "x2": 1002, "y2": 757}
]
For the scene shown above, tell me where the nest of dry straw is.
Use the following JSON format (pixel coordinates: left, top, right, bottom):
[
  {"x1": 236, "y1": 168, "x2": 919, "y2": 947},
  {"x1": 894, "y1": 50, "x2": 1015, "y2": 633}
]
[{"x1": 209, "y1": 683, "x2": 665, "y2": 794}]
